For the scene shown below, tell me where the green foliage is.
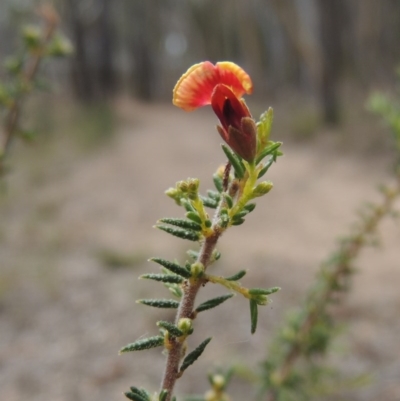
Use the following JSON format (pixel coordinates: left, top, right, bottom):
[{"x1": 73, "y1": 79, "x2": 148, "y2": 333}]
[
  {"x1": 156, "y1": 224, "x2": 201, "y2": 241},
  {"x1": 120, "y1": 336, "x2": 164, "y2": 353},
  {"x1": 250, "y1": 299, "x2": 258, "y2": 334},
  {"x1": 159, "y1": 390, "x2": 169, "y2": 401},
  {"x1": 195, "y1": 294, "x2": 234, "y2": 313},
  {"x1": 180, "y1": 338, "x2": 212, "y2": 373},
  {"x1": 199, "y1": 195, "x2": 219, "y2": 209},
  {"x1": 157, "y1": 321, "x2": 184, "y2": 337},
  {"x1": 140, "y1": 274, "x2": 184, "y2": 284},
  {"x1": 257, "y1": 108, "x2": 273, "y2": 149},
  {"x1": 221, "y1": 144, "x2": 245, "y2": 178},
  {"x1": 255, "y1": 142, "x2": 282, "y2": 165},
  {"x1": 150, "y1": 257, "x2": 192, "y2": 279},
  {"x1": 225, "y1": 270, "x2": 247, "y2": 281},
  {"x1": 213, "y1": 173, "x2": 224, "y2": 192},
  {"x1": 257, "y1": 157, "x2": 274, "y2": 178},
  {"x1": 158, "y1": 218, "x2": 202, "y2": 231},
  {"x1": 125, "y1": 387, "x2": 151, "y2": 401},
  {"x1": 137, "y1": 299, "x2": 180, "y2": 309}
]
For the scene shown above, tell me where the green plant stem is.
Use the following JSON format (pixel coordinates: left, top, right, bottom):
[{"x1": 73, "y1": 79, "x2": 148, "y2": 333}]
[
  {"x1": 0, "y1": 15, "x2": 57, "y2": 172},
  {"x1": 266, "y1": 172, "x2": 400, "y2": 401},
  {"x1": 160, "y1": 230, "x2": 221, "y2": 401}
]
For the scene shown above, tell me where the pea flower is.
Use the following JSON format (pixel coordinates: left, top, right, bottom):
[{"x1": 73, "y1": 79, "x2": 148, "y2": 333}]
[{"x1": 173, "y1": 61, "x2": 257, "y2": 162}]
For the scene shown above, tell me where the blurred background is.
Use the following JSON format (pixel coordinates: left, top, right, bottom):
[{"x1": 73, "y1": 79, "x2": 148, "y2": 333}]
[
  {"x1": 1, "y1": 1, "x2": 400, "y2": 401},
  {"x1": 2, "y1": 0, "x2": 400, "y2": 119}
]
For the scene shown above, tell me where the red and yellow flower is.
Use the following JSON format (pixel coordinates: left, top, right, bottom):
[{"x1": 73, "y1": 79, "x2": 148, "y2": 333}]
[{"x1": 173, "y1": 61, "x2": 257, "y2": 162}]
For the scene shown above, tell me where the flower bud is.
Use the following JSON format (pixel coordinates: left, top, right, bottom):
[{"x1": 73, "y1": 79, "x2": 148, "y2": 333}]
[
  {"x1": 252, "y1": 181, "x2": 273, "y2": 198},
  {"x1": 190, "y1": 262, "x2": 204, "y2": 279},
  {"x1": 211, "y1": 374, "x2": 226, "y2": 390},
  {"x1": 177, "y1": 180, "x2": 189, "y2": 193},
  {"x1": 177, "y1": 318, "x2": 193, "y2": 335}
]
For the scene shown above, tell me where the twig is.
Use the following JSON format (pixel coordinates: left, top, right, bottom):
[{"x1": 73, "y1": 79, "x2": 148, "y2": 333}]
[{"x1": 0, "y1": 6, "x2": 58, "y2": 170}]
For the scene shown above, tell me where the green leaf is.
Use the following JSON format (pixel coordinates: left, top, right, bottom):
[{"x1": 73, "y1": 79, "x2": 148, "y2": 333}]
[
  {"x1": 211, "y1": 250, "x2": 221, "y2": 261},
  {"x1": 224, "y1": 193, "x2": 233, "y2": 208},
  {"x1": 257, "y1": 157, "x2": 274, "y2": 178},
  {"x1": 164, "y1": 282, "x2": 183, "y2": 298},
  {"x1": 243, "y1": 203, "x2": 256, "y2": 212},
  {"x1": 159, "y1": 218, "x2": 201, "y2": 231},
  {"x1": 137, "y1": 299, "x2": 179, "y2": 308},
  {"x1": 250, "y1": 299, "x2": 258, "y2": 334},
  {"x1": 257, "y1": 108, "x2": 274, "y2": 146},
  {"x1": 213, "y1": 173, "x2": 223, "y2": 192},
  {"x1": 221, "y1": 144, "x2": 245, "y2": 178},
  {"x1": 129, "y1": 387, "x2": 151, "y2": 401},
  {"x1": 181, "y1": 199, "x2": 195, "y2": 212},
  {"x1": 140, "y1": 273, "x2": 183, "y2": 284},
  {"x1": 233, "y1": 210, "x2": 249, "y2": 220},
  {"x1": 231, "y1": 218, "x2": 245, "y2": 226},
  {"x1": 157, "y1": 320, "x2": 184, "y2": 337},
  {"x1": 125, "y1": 391, "x2": 147, "y2": 401},
  {"x1": 207, "y1": 190, "x2": 221, "y2": 201},
  {"x1": 156, "y1": 225, "x2": 200, "y2": 242},
  {"x1": 187, "y1": 249, "x2": 199, "y2": 260},
  {"x1": 255, "y1": 142, "x2": 282, "y2": 165},
  {"x1": 195, "y1": 294, "x2": 234, "y2": 313},
  {"x1": 119, "y1": 335, "x2": 164, "y2": 353},
  {"x1": 225, "y1": 270, "x2": 247, "y2": 281},
  {"x1": 186, "y1": 211, "x2": 202, "y2": 224},
  {"x1": 200, "y1": 196, "x2": 219, "y2": 209},
  {"x1": 219, "y1": 213, "x2": 230, "y2": 228},
  {"x1": 150, "y1": 257, "x2": 191, "y2": 278},
  {"x1": 180, "y1": 338, "x2": 212, "y2": 373},
  {"x1": 248, "y1": 287, "x2": 280, "y2": 296},
  {"x1": 159, "y1": 390, "x2": 168, "y2": 401}
]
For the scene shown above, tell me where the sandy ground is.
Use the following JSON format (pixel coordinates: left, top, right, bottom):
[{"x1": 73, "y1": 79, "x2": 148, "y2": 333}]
[{"x1": 0, "y1": 98, "x2": 399, "y2": 401}]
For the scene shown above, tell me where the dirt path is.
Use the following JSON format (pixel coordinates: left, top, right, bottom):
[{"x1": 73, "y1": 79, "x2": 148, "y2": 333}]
[{"x1": 0, "y1": 99, "x2": 399, "y2": 401}]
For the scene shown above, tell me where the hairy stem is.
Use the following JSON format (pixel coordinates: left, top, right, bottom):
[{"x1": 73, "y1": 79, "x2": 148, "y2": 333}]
[
  {"x1": 160, "y1": 163, "x2": 236, "y2": 400},
  {"x1": 160, "y1": 230, "x2": 221, "y2": 401}
]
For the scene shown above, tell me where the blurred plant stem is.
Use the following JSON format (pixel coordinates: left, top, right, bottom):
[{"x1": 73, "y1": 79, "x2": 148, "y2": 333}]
[
  {"x1": 264, "y1": 168, "x2": 400, "y2": 401},
  {"x1": 0, "y1": 5, "x2": 60, "y2": 174}
]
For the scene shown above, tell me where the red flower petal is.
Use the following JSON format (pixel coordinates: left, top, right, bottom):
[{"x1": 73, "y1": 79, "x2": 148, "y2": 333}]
[
  {"x1": 212, "y1": 85, "x2": 256, "y2": 162},
  {"x1": 211, "y1": 84, "x2": 251, "y2": 131},
  {"x1": 173, "y1": 61, "x2": 253, "y2": 111}
]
